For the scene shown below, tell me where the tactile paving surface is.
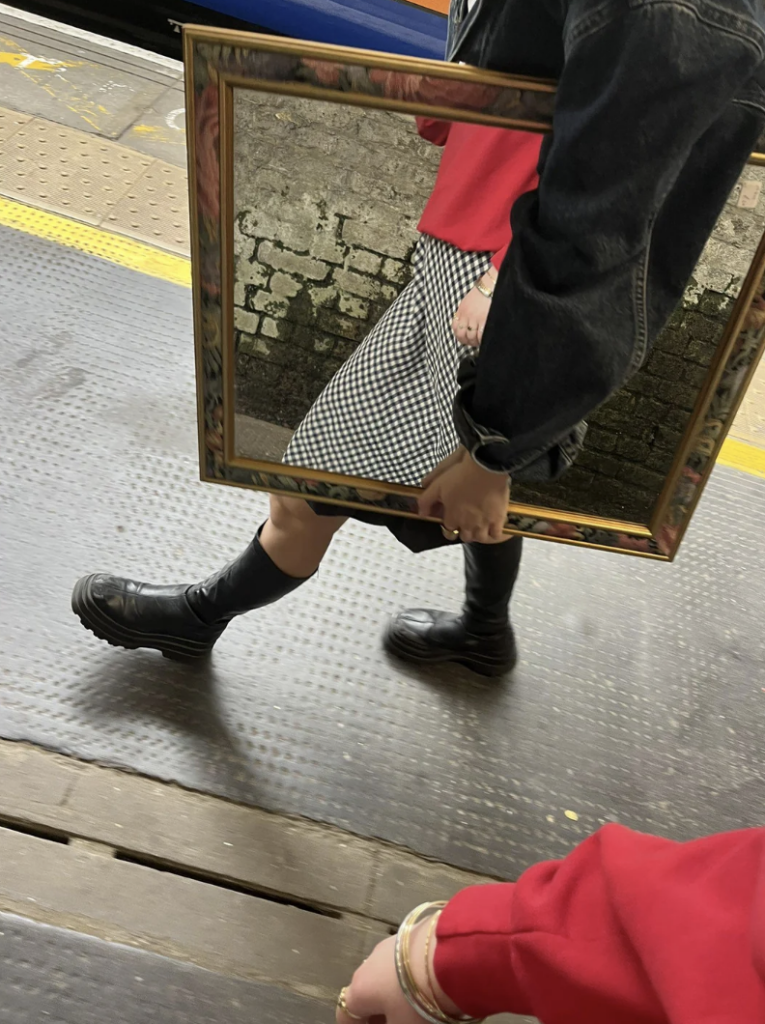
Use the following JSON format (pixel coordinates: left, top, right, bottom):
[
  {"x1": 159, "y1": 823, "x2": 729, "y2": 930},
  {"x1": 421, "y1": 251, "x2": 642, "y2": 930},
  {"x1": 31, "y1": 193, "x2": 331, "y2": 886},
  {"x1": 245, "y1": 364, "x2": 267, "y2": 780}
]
[
  {"x1": 0, "y1": 117, "x2": 153, "y2": 223},
  {"x1": 0, "y1": 913, "x2": 326, "y2": 1024},
  {"x1": 0, "y1": 105, "x2": 189, "y2": 254},
  {"x1": 1, "y1": 227, "x2": 765, "y2": 880},
  {"x1": 103, "y1": 160, "x2": 190, "y2": 253},
  {"x1": 0, "y1": 105, "x2": 31, "y2": 145}
]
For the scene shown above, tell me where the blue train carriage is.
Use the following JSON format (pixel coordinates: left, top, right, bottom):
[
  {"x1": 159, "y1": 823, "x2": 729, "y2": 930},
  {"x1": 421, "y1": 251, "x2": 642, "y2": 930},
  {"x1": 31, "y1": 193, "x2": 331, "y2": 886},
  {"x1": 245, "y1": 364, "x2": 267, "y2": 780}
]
[
  {"x1": 192, "y1": 0, "x2": 449, "y2": 57},
  {"x1": 12, "y1": 0, "x2": 447, "y2": 60}
]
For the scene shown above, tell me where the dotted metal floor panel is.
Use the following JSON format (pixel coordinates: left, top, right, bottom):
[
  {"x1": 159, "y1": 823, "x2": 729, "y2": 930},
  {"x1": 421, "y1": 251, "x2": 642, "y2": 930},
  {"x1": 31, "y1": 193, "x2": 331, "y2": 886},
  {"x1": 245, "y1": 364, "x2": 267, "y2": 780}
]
[
  {"x1": 1, "y1": 227, "x2": 764, "y2": 880},
  {"x1": 0, "y1": 913, "x2": 325, "y2": 1024}
]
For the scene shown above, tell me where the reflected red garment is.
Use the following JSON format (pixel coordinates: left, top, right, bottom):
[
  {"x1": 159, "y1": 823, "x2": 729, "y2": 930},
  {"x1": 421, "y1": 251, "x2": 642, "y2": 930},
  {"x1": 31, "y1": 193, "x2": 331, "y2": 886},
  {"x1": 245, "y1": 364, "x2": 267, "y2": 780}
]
[
  {"x1": 415, "y1": 119, "x2": 542, "y2": 270},
  {"x1": 435, "y1": 823, "x2": 765, "y2": 1023}
]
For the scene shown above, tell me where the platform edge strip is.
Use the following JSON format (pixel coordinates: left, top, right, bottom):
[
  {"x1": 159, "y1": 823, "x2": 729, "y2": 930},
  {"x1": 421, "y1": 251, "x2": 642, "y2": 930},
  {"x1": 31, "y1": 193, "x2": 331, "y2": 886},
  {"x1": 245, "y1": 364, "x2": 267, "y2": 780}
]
[
  {"x1": 718, "y1": 436, "x2": 765, "y2": 479},
  {"x1": 0, "y1": 196, "x2": 190, "y2": 288}
]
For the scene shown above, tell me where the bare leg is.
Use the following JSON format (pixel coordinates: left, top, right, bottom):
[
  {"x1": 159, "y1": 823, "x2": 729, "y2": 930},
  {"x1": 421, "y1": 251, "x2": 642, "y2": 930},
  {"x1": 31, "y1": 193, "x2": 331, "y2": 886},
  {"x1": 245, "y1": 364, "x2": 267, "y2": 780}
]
[{"x1": 261, "y1": 495, "x2": 347, "y2": 578}]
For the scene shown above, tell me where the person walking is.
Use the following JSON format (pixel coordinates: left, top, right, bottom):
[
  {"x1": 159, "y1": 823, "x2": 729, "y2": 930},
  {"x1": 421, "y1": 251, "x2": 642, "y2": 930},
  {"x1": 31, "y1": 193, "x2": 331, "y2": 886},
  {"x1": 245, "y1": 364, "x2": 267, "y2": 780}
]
[
  {"x1": 73, "y1": 0, "x2": 765, "y2": 680},
  {"x1": 72, "y1": 116, "x2": 546, "y2": 677}
]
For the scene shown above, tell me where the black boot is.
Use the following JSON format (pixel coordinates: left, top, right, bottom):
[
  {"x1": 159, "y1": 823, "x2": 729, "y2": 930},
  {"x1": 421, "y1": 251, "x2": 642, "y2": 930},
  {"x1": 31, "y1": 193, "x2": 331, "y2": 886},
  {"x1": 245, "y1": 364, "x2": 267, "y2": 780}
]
[
  {"x1": 71, "y1": 529, "x2": 310, "y2": 659},
  {"x1": 383, "y1": 536, "x2": 522, "y2": 677}
]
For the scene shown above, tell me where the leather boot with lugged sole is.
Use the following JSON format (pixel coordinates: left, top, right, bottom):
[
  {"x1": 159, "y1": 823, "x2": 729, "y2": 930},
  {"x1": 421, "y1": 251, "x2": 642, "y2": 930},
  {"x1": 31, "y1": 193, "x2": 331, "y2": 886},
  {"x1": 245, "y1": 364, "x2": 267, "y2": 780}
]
[
  {"x1": 71, "y1": 528, "x2": 310, "y2": 659},
  {"x1": 383, "y1": 536, "x2": 522, "y2": 677}
]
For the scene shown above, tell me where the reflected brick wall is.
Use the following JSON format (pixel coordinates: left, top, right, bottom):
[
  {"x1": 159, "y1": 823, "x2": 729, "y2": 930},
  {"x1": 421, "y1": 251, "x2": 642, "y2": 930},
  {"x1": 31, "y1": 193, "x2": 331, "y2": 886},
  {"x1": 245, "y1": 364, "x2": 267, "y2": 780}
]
[
  {"x1": 233, "y1": 93, "x2": 438, "y2": 430},
  {"x1": 233, "y1": 91, "x2": 763, "y2": 519}
]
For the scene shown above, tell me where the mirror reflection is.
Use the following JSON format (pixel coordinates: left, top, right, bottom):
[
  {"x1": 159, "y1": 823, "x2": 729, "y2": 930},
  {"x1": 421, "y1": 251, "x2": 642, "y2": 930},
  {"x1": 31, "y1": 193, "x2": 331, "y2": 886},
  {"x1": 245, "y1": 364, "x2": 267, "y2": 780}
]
[{"x1": 233, "y1": 88, "x2": 763, "y2": 523}]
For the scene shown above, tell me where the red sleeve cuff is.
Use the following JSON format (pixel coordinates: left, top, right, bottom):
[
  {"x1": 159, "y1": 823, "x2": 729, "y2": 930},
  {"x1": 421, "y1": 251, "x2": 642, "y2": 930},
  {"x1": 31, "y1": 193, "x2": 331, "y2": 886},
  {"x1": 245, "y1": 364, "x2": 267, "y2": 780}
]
[{"x1": 434, "y1": 884, "x2": 531, "y2": 1019}]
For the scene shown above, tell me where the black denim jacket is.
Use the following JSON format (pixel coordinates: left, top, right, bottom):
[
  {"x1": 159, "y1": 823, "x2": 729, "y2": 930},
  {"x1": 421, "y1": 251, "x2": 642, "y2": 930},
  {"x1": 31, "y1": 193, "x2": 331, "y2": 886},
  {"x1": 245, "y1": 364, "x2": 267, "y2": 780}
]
[{"x1": 448, "y1": 0, "x2": 765, "y2": 480}]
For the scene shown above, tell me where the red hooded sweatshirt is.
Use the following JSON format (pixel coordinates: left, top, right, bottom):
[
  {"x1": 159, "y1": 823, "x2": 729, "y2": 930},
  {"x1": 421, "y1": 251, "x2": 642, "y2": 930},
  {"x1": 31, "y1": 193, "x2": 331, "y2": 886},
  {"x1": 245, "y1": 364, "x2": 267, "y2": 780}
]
[{"x1": 435, "y1": 824, "x2": 765, "y2": 1023}]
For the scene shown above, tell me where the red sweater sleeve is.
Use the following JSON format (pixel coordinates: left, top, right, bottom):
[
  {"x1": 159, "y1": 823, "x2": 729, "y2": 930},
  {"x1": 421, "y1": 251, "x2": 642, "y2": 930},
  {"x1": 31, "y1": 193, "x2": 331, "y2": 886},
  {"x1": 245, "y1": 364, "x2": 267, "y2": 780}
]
[
  {"x1": 491, "y1": 243, "x2": 509, "y2": 271},
  {"x1": 416, "y1": 117, "x2": 451, "y2": 147},
  {"x1": 434, "y1": 824, "x2": 765, "y2": 1024}
]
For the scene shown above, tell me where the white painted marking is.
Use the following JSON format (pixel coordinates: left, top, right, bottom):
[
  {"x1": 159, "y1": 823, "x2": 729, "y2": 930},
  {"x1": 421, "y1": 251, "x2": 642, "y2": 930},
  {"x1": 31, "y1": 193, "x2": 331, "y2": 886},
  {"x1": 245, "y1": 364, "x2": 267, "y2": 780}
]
[
  {"x1": 165, "y1": 106, "x2": 185, "y2": 132},
  {"x1": 17, "y1": 51, "x2": 57, "y2": 69}
]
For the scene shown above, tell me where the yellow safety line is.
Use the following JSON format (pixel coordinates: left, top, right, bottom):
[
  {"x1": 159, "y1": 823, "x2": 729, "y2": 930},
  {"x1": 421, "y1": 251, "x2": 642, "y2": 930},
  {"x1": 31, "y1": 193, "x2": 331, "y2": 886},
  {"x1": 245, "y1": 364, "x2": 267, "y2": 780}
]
[
  {"x1": 718, "y1": 436, "x2": 765, "y2": 479},
  {"x1": 2, "y1": 193, "x2": 765, "y2": 480},
  {"x1": 0, "y1": 196, "x2": 191, "y2": 288}
]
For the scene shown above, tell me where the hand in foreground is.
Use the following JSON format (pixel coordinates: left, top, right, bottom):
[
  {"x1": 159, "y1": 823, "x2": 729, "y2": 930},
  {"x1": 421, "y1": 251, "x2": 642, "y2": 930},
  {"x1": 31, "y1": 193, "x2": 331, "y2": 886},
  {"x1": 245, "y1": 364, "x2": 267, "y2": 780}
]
[
  {"x1": 419, "y1": 447, "x2": 510, "y2": 544},
  {"x1": 336, "y1": 922, "x2": 462, "y2": 1024},
  {"x1": 452, "y1": 278, "x2": 493, "y2": 347}
]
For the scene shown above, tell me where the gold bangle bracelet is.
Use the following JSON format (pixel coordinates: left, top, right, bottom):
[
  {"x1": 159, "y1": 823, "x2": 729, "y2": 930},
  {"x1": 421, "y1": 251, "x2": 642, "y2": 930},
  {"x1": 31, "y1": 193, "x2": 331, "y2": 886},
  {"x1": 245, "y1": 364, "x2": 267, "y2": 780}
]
[
  {"x1": 402, "y1": 913, "x2": 445, "y2": 1021},
  {"x1": 424, "y1": 911, "x2": 441, "y2": 1006},
  {"x1": 395, "y1": 903, "x2": 484, "y2": 1024},
  {"x1": 475, "y1": 280, "x2": 494, "y2": 299}
]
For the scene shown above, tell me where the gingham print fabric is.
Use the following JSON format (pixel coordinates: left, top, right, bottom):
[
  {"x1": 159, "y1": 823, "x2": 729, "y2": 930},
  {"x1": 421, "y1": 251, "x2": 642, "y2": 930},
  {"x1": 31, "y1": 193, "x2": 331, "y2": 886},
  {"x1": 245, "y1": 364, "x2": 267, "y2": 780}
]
[{"x1": 282, "y1": 235, "x2": 492, "y2": 487}]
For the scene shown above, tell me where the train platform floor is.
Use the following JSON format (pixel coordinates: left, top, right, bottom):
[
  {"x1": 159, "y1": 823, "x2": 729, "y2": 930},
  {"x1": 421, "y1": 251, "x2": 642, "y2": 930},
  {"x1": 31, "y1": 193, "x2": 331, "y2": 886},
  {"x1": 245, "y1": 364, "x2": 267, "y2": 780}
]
[{"x1": 0, "y1": 6, "x2": 764, "y2": 1023}]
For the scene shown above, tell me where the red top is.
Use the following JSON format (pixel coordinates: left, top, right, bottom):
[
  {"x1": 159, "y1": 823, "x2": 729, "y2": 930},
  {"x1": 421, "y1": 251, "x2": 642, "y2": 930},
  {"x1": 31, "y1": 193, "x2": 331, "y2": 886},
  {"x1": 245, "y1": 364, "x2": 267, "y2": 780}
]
[
  {"x1": 435, "y1": 823, "x2": 765, "y2": 1023},
  {"x1": 416, "y1": 119, "x2": 542, "y2": 270}
]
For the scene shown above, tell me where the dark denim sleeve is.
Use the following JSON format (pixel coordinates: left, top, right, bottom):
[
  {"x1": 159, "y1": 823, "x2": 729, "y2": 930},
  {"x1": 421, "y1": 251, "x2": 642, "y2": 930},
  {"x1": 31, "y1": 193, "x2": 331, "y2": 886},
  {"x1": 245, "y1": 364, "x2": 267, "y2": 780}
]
[{"x1": 459, "y1": 2, "x2": 765, "y2": 474}]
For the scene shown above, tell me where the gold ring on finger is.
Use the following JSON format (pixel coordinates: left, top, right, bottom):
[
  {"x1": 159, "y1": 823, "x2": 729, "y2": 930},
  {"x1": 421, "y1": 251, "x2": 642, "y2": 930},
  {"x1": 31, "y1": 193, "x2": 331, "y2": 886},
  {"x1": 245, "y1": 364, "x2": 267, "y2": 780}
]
[{"x1": 337, "y1": 988, "x2": 364, "y2": 1021}]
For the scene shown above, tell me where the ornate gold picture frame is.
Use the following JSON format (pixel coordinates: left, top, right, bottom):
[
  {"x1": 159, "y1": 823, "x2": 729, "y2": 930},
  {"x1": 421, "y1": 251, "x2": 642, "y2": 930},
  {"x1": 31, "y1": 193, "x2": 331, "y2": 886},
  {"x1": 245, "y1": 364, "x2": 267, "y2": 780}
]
[{"x1": 184, "y1": 26, "x2": 765, "y2": 561}]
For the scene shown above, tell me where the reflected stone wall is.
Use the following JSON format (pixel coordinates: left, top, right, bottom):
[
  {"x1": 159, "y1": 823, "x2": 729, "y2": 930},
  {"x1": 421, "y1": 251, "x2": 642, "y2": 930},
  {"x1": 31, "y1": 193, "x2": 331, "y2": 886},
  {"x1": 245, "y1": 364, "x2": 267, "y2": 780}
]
[
  {"x1": 233, "y1": 89, "x2": 764, "y2": 520},
  {"x1": 233, "y1": 92, "x2": 440, "y2": 431}
]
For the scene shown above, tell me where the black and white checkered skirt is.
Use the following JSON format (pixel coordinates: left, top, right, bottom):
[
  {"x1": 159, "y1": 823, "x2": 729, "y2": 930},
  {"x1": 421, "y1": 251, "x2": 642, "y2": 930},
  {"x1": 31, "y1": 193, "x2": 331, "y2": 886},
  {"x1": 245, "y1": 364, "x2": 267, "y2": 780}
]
[{"x1": 282, "y1": 235, "x2": 492, "y2": 486}]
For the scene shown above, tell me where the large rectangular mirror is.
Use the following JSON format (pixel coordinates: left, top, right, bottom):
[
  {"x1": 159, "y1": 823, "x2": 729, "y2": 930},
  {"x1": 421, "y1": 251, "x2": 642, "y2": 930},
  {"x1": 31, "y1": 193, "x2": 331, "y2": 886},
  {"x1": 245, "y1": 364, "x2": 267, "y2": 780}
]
[{"x1": 185, "y1": 28, "x2": 765, "y2": 559}]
